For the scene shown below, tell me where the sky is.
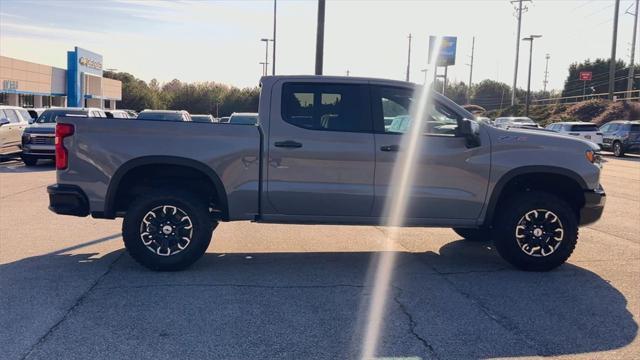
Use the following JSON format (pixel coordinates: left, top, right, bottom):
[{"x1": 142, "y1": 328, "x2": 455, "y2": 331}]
[{"x1": 0, "y1": 0, "x2": 638, "y2": 91}]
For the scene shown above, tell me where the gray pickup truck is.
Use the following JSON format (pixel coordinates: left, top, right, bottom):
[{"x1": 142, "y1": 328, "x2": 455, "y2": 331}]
[{"x1": 47, "y1": 75, "x2": 605, "y2": 271}]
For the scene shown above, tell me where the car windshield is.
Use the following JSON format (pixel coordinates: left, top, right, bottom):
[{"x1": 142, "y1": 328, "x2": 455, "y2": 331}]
[
  {"x1": 36, "y1": 110, "x2": 86, "y2": 123},
  {"x1": 570, "y1": 124, "x2": 599, "y2": 132},
  {"x1": 137, "y1": 112, "x2": 185, "y2": 121},
  {"x1": 229, "y1": 115, "x2": 258, "y2": 125}
]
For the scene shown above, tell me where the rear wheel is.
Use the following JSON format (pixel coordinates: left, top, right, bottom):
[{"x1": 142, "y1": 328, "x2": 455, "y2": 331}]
[
  {"x1": 21, "y1": 155, "x2": 38, "y2": 166},
  {"x1": 122, "y1": 189, "x2": 216, "y2": 271},
  {"x1": 493, "y1": 191, "x2": 578, "y2": 271},
  {"x1": 453, "y1": 227, "x2": 491, "y2": 241},
  {"x1": 613, "y1": 141, "x2": 624, "y2": 157}
]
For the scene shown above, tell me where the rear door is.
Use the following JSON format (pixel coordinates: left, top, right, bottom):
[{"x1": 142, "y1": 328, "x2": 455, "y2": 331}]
[
  {"x1": 265, "y1": 81, "x2": 375, "y2": 217},
  {"x1": 370, "y1": 85, "x2": 491, "y2": 221},
  {"x1": 3, "y1": 109, "x2": 23, "y2": 152}
]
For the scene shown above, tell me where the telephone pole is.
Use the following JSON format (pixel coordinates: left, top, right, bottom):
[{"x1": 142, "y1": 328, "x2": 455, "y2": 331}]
[
  {"x1": 543, "y1": 53, "x2": 550, "y2": 92},
  {"x1": 272, "y1": 0, "x2": 277, "y2": 75},
  {"x1": 511, "y1": 0, "x2": 531, "y2": 105},
  {"x1": 466, "y1": 36, "x2": 475, "y2": 100},
  {"x1": 406, "y1": 34, "x2": 412, "y2": 82},
  {"x1": 627, "y1": 0, "x2": 639, "y2": 94},
  {"x1": 609, "y1": 0, "x2": 621, "y2": 99},
  {"x1": 315, "y1": 0, "x2": 326, "y2": 75}
]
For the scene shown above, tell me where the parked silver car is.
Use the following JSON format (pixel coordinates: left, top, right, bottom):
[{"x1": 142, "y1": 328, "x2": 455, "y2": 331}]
[{"x1": 0, "y1": 105, "x2": 31, "y2": 157}]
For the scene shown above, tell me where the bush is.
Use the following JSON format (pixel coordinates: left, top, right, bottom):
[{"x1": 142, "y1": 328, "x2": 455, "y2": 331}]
[{"x1": 564, "y1": 99, "x2": 609, "y2": 121}]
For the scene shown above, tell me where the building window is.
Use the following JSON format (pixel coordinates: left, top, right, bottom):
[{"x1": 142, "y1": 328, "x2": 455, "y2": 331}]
[
  {"x1": 0, "y1": 93, "x2": 7, "y2": 105},
  {"x1": 19, "y1": 94, "x2": 34, "y2": 108}
]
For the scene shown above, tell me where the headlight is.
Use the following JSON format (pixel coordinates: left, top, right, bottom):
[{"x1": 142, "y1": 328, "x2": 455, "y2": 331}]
[{"x1": 22, "y1": 133, "x2": 32, "y2": 144}]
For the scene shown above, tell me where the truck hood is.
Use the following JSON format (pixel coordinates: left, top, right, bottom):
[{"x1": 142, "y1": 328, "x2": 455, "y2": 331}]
[
  {"x1": 487, "y1": 125, "x2": 600, "y2": 152},
  {"x1": 24, "y1": 122, "x2": 55, "y2": 134}
]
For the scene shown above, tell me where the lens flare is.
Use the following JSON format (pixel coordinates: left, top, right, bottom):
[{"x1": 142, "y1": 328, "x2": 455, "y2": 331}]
[{"x1": 360, "y1": 37, "x2": 444, "y2": 360}]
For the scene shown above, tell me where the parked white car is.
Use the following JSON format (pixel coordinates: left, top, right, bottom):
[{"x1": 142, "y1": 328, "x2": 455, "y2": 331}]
[
  {"x1": 545, "y1": 122, "x2": 603, "y2": 147},
  {"x1": 0, "y1": 105, "x2": 31, "y2": 157},
  {"x1": 494, "y1": 116, "x2": 541, "y2": 129}
]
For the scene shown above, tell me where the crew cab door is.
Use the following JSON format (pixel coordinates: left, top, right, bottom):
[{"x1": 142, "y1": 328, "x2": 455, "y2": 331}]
[
  {"x1": 370, "y1": 85, "x2": 491, "y2": 221},
  {"x1": 265, "y1": 81, "x2": 375, "y2": 217}
]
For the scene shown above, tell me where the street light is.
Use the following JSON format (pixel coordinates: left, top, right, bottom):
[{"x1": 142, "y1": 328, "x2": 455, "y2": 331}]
[
  {"x1": 522, "y1": 34, "x2": 542, "y2": 116},
  {"x1": 259, "y1": 62, "x2": 268, "y2": 77},
  {"x1": 260, "y1": 38, "x2": 273, "y2": 76}
]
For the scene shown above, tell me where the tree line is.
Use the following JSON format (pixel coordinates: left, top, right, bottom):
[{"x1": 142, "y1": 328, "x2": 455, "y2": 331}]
[
  {"x1": 105, "y1": 57, "x2": 638, "y2": 115},
  {"x1": 104, "y1": 71, "x2": 260, "y2": 116}
]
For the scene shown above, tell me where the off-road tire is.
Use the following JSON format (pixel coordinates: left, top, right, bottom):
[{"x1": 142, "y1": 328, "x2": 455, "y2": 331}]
[
  {"x1": 122, "y1": 189, "x2": 216, "y2": 271},
  {"x1": 493, "y1": 191, "x2": 578, "y2": 271}
]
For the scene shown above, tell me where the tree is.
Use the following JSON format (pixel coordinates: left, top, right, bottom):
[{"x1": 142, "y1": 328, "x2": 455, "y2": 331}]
[
  {"x1": 470, "y1": 80, "x2": 512, "y2": 110},
  {"x1": 561, "y1": 58, "x2": 638, "y2": 98}
]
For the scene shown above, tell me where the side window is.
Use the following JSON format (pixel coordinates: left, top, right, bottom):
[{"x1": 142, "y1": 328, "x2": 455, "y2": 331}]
[
  {"x1": 609, "y1": 124, "x2": 619, "y2": 132},
  {"x1": 0, "y1": 110, "x2": 6, "y2": 120},
  {"x1": 599, "y1": 124, "x2": 609, "y2": 133},
  {"x1": 373, "y1": 86, "x2": 460, "y2": 136},
  {"x1": 281, "y1": 83, "x2": 369, "y2": 132},
  {"x1": 5, "y1": 109, "x2": 20, "y2": 123}
]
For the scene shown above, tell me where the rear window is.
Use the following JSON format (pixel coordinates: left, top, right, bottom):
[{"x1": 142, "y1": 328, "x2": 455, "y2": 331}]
[
  {"x1": 137, "y1": 112, "x2": 184, "y2": 121},
  {"x1": 569, "y1": 124, "x2": 599, "y2": 132},
  {"x1": 281, "y1": 83, "x2": 369, "y2": 132},
  {"x1": 630, "y1": 124, "x2": 640, "y2": 132},
  {"x1": 36, "y1": 110, "x2": 86, "y2": 123}
]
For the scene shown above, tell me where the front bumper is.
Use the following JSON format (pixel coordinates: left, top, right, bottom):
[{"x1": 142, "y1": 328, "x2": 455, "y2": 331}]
[
  {"x1": 579, "y1": 186, "x2": 606, "y2": 225},
  {"x1": 47, "y1": 184, "x2": 90, "y2": 217}
]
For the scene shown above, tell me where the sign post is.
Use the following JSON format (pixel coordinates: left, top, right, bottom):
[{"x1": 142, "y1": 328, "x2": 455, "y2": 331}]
[
  {"x1": 579, "y1": 71, "x2": 593, "y2": 100},
  {"x1": 428, "y1": 36, "x2": 457, "y2": 94}
]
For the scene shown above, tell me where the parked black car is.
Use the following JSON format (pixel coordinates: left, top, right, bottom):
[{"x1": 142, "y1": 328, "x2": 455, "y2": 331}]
[{"x1": 599, "y1": 120, "x2": 640, "y2": 157}]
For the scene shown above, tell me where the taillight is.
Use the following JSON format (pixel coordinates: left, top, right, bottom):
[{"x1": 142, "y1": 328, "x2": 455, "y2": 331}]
[{"x1": 55, "y1": 123, "x2": 74, "y2": 170}]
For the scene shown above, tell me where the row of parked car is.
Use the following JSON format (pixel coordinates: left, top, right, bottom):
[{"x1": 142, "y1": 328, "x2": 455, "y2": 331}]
[
  {"x1": 486, "y1": 116, "x2": 640, "y2": 157},
  {"x1": 0, "y1": 105, "x2": 259, "y2": 165}
]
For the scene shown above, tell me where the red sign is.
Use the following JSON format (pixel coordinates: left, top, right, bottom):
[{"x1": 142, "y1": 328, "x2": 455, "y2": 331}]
[{"x1": 579, "y1": 71, "x2": 593, "y2": 81}]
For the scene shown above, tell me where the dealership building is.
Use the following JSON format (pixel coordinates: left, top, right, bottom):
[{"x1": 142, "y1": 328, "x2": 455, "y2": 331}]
[{"x1": 0, "y1": 47, "x2": 121, "y2": 109}]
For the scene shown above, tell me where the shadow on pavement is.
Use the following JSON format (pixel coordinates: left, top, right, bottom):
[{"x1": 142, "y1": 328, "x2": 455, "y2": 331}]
[
  {"x1": 1, "y1": 239, "x2": 636, "y2": 359},
  {"x1": 0, "y1": 159, "x2": 54, "y2": 173}
]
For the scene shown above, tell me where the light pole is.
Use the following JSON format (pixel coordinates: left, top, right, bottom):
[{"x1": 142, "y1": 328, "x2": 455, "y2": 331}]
[
  {"x1": 260, "y1": 62, "x2": 268, "y2": 76},
  {"x1": 523, "y1": 34, "x2": 542, "y2": 117},
  {"x1": 315, "y1": 0, "x2": 326, "y2": 75},
  {"x1": 261, "y1": 38, "x2": 273, "y2": 76},
  {"x1": 272, "y1": 0, "x2": 277, "y2": 75},
  {"x1": 420, "y1": 69, "x2": 429, "y2": 84}
]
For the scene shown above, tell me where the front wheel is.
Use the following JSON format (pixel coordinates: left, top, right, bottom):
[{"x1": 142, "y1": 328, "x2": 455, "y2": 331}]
[
  {"x1": 122, "y1": 190, "x2": 216, "y2": 271},
  {"x1": 21, "y1": 155, "x2": 38, "y2": 166},
  {"x1": 493, "y1": 191, "x2": 578, "y2": 271},
  {"x1": 613, "y1": 141, "x2": 624, "y2": 157}
]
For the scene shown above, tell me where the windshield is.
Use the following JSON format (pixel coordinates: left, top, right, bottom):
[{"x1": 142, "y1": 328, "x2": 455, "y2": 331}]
[
  {"x1": 137, "y1": 112, "x2": 185, "y2": 121},
  {"x1": 513, "y1": 118, "x2": 534, "y2": 123},
  {"x1": 229, "y1": 115, "x2": 258, "y2": 125},
  {"x1": 36, "y1": 110, "x2": 86, "y2": 123}
]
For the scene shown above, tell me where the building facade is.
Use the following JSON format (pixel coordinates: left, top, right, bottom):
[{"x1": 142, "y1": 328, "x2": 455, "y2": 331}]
[{"x1": 0, "y1": 47, "x2": 121, "y2": 109}]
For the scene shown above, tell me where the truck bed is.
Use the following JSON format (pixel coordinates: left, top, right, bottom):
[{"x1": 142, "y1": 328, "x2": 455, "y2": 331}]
[{"x1": 56, "y1": 117, "x2": 262, "y2": 219}]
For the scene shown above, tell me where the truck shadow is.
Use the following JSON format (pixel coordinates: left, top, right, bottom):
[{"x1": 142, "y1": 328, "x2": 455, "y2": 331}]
[
  {"x1": 1, "y1": 239, "x2": 636, "y2": 359},
  {"x1": 0, "y1": 159, "x2": 54, "y2": 173}
]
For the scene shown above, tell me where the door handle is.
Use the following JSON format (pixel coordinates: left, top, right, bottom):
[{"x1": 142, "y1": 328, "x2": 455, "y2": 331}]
[
  {"x1": 274, "y1": 140, "x2": 302, "y2": 148},
  {"x1": 380, "y1": 144, "x2": 399, "y2": 152}
]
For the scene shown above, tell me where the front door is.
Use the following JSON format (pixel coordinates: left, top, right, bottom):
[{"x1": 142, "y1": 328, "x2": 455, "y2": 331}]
[
  {"x1": 370, "y1": 85, "x2": 491, "y2": 221},
  {"x1": 265, "y1": 81, "x2": 375, "y2": 217}
]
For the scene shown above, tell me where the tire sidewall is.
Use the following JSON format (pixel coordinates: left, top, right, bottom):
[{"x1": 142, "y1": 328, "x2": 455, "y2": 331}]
[
  {"x1": 123, "y1": 191, "x2": 214, "y2": 271},
  {"x1": 494, "y1": 192, "x2": 578, "y2": 271},
  {"x1": 613, "y1": 142, "x2": 623, "y2": 157}
]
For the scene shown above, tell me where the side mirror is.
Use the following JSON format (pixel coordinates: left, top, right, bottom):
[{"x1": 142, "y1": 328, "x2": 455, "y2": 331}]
[
  {"x1": 0, "y1": 118, "x2": 10, "y2": 126},
  {"x1": 458, "y1": 118, "x2": 480, "y2": 147}
]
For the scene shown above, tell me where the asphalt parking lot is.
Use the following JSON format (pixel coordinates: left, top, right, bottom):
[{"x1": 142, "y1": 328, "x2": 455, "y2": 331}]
[{"x1": 1, "y1": 155, "x2": 638, "y2": 360}]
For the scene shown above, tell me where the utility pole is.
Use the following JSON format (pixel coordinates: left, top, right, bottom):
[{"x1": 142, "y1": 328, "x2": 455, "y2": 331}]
[
  {"x1": 511, "y1": 0, "x2": 531, "y2": 106},
  {"x1": 406, "y1": 34, "x2": 412, "y2": 82},
  {"x1": 627, "y1": 0, "x2": 639, "y2": 95},
  {"x1": 466, "y1": 36, "x2": 475, "y2": 101},
  {"x1": 272, "y1": 0, "x2": 277, "y2": 75},
  {"x1": 523, "y1": 35, "x2": 542, "y2": 116},
  {"x1": 315, "y1": 0, "x2": 326, "y2": 75},
  {"x1": 609, "y1": 0, "x2": 621, "y2": 99},
  {"x1": 543, "y1": 53, "x2": 550, "y2": 92}
]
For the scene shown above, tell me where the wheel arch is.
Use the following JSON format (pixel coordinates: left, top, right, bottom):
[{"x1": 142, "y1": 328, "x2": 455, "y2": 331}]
[
  {"x1": 483, "y1": 166, "x2": 587, "y2": 225},
  {"x1": 103, "y1": 156, "x2": 228, "y2": 220}
]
